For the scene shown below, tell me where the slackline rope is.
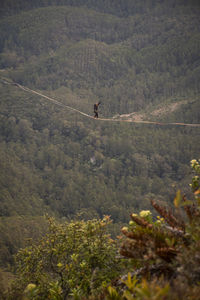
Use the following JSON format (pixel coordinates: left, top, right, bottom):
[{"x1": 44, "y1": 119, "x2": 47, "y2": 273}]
[{"x1": 1, "y1": 77, "x2": 200, "y2": 127}]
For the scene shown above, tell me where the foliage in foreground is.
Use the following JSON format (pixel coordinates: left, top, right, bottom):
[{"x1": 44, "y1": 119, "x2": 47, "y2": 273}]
[
  {"x1": 7, "y1": 216, "x2": 122, "y2": 299},
  {"x1": 106, "y1": 159, "x2": 200, "y2": 299},
  {"x1": 5, "y1": 159, "x2": 200, "y2": 299}
]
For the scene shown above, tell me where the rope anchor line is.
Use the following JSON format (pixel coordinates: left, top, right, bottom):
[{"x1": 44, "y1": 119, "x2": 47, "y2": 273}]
[{"x1": 1, "y1": 77, "x2": 200, "y2": 127}]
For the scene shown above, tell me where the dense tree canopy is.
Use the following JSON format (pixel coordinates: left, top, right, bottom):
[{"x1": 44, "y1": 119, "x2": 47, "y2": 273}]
[{"x1": 0, "y1": 0, "x2": 199, "y2": 274}]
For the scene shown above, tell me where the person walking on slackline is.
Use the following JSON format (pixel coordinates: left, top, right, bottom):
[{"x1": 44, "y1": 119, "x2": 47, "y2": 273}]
[{"x1": 94, "y1": 101, "x2": 101, "y2": 118}]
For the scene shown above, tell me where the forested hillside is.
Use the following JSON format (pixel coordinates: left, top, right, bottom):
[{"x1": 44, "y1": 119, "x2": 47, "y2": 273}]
[
  {"x1": 0, "y1": 0, "x2": 200, "y2": 272},
  {"x1": 1, "y1": 1, "x2": 200, "y2": 114}
]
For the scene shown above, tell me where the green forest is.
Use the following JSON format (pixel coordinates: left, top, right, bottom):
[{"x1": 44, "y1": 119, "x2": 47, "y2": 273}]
[{"x1": 0, "y1": 0, "x2": 200, "y2": 298}]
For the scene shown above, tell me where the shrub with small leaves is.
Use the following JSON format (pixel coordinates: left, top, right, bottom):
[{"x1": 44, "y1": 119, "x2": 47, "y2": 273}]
[{"x1": 8, "y1": 216, "x2": 122, "y2": 299}]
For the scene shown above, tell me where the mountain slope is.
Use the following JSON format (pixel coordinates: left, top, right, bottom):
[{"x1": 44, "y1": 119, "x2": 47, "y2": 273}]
[
  {"x1": 0, "y1": 0, "x2": 200, "y2": 267},
  {"x1": 0, "y1": 3, "x2": 200, "y2": 115}
]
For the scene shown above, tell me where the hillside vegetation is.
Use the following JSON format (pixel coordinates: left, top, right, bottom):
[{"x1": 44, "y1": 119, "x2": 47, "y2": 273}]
[
  {"x1": 0, "y1": 1, "x2": 200, "y2": 114},
  {"x1": 0, "y1": 0, "x2": 199, "y2": 275},
  {"x1": 3, "y1": 161, "x2": 200, "y2": 299}
]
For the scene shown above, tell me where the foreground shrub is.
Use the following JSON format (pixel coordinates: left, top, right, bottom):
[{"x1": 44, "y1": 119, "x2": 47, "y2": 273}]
[
  {"x1": 107, "y1": 159, "x2": 200, "y2": 299},
  {"x1": 8, "y1": 216, "x2": 122, "y2": 299}
]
